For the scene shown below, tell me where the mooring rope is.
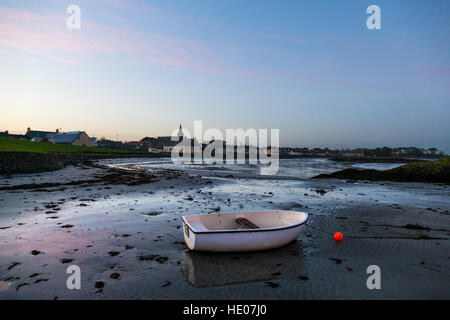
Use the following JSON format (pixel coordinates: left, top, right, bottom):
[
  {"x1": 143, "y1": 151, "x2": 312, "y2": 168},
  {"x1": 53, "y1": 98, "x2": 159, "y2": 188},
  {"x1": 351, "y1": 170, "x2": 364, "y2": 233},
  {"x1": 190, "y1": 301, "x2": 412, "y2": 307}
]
[{"x1": 305, "y1": 223, "x2": 449, "y2": 240}]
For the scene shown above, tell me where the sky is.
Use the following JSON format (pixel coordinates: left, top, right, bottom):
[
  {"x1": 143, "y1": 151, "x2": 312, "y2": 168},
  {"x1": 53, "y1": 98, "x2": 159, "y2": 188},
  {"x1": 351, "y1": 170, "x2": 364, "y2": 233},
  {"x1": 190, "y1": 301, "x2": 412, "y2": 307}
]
[{"x1": 0, "y1": 0, "x2": 449, "y2": 152}]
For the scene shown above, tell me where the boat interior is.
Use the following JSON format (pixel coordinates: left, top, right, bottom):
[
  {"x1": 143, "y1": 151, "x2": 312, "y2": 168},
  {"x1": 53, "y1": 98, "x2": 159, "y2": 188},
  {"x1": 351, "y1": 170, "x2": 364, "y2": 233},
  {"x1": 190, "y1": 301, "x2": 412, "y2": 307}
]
[{"x1": 184, "y1": 210, "x2": 307, "y2": 232}]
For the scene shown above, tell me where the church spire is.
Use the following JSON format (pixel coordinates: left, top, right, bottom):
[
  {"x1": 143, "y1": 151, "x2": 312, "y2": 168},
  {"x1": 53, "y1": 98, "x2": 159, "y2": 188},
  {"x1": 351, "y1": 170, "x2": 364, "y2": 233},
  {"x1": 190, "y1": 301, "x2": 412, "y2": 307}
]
[{"x1": 177, "y1": 124, "x2": 184, "y2": 141}]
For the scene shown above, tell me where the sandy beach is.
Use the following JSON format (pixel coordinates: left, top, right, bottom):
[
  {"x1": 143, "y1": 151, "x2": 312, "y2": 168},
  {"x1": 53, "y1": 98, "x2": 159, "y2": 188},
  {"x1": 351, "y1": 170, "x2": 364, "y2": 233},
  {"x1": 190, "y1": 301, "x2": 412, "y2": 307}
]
[{"x1": 0, "y1": 158, "x2": 449, "y2": 299}]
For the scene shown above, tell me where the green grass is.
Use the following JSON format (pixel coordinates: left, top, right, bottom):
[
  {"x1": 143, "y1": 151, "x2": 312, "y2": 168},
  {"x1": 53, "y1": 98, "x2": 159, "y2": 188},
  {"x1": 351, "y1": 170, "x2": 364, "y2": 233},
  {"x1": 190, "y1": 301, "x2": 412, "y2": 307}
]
[
  {"x1": 402, "y1": 156, "x2": 450, "y2": 169},
  {"x1": 0, "y1": 137, "x2": 159, "y2": 155},
  {"x1": 315, "y1": 156, "x2": 450, "y2": 183},
  {"x1": 395, "y1": 157, "x2": 450, "y2": 179}
]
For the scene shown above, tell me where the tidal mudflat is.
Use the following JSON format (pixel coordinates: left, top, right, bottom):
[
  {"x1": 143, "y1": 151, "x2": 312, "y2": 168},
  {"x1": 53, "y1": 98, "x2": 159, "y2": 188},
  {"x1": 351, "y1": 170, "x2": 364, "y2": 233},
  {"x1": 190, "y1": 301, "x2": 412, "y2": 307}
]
[{"x1": 0, "y1": 158, "x2": 449, "y2": 299}]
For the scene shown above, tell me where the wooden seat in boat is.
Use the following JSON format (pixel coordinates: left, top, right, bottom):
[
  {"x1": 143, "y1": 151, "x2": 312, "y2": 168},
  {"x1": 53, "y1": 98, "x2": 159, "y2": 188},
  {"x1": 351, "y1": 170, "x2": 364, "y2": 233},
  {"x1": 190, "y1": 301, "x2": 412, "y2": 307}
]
[{"x1": 235, "y1": 217, "x2": 260, "y2": 229}]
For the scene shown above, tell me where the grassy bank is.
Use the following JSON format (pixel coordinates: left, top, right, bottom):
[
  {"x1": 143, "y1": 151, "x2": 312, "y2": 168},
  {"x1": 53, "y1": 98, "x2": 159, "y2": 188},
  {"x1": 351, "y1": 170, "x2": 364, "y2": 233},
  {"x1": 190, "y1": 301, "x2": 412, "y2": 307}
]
[
  {"x1": 0, "y1": 137, "x2": 152, "y2": 154},
  {"x1": 0, "y1": 137, "x2": 171, "y2": 175},
  {"x1": 314, "y1": 157, "x2": 450, "y2": 184}
]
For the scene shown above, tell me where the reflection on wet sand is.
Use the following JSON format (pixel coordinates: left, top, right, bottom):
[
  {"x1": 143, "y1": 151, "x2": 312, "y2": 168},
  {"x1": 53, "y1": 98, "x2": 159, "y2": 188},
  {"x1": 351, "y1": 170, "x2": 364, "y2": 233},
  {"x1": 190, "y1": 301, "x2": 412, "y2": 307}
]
[{"x1": 181, "y1": 241, "x2": 307, "y2": 288}]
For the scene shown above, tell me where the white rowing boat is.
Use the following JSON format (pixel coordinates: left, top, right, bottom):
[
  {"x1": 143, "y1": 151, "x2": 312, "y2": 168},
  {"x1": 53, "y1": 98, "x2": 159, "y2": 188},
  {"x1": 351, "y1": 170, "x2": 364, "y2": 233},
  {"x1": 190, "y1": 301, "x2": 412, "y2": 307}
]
[{"x1": 182, "y1": 210, "x2": 308, "y2": 252}]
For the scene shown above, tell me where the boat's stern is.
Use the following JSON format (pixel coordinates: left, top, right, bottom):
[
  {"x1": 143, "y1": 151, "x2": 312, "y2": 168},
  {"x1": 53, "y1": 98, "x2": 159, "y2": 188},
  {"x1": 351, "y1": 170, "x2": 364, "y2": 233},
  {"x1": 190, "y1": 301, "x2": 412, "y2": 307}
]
[{"x1": 182, "y1": 217, "x2": 196, "y2": 250}]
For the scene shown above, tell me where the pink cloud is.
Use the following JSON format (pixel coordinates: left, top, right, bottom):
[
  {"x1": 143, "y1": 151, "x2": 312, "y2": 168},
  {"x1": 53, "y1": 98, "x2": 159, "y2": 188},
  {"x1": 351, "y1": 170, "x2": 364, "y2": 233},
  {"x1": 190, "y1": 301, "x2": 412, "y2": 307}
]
[
  {"x1": 411, "y1": 65, "x2": 450, "y2": 79},
  {"x1": 0, "y1": 5, "x2": 226, "y2": 73}
]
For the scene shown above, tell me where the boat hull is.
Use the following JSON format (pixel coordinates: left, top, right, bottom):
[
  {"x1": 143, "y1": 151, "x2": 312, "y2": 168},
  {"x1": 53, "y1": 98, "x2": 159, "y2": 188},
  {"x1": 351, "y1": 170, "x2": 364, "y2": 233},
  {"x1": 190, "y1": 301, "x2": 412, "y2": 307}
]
[{"x1": 182, "y1": 211, "x2": 308, "y2": 252}]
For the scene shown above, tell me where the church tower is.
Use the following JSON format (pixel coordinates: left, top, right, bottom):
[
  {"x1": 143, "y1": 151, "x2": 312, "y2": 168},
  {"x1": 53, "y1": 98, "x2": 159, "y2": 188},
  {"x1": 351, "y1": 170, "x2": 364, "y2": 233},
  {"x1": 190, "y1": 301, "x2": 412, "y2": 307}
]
[{"x1": 177, "y1": 124, "x2": 184, "y2": 142}]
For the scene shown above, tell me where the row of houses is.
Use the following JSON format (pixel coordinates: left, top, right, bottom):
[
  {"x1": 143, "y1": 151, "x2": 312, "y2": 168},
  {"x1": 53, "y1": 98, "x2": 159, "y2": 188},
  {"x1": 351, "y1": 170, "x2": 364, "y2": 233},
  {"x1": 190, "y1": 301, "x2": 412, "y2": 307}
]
[
  {"x1": 96, "y1": 126, "x2": 185, "y2": 152},
  {"x1": 2, "y1": 126, "x2": 444, "y2": 157},
  {"x1": 136, "y1": 125, "x2": 186, "y2": 152},
  {"x1": 1, "y1": 128, "x2": 95, "y2": 147},
  {"x1": 280, "y1": 147, "x2": 363, "y2": 157},
  {"x1": 138, "y1": 125, "x2": 274, "y2": 155},
  {"x1": 135, "y1": 127, "x2": 445, "y2": 157}
]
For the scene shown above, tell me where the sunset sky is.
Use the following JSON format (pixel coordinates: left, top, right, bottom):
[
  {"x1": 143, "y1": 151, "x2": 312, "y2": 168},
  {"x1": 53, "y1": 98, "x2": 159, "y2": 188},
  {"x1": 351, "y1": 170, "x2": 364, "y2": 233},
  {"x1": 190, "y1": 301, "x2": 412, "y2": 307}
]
[{"x1": 0, "y1": 0, "x2": 449, "y2": 151}]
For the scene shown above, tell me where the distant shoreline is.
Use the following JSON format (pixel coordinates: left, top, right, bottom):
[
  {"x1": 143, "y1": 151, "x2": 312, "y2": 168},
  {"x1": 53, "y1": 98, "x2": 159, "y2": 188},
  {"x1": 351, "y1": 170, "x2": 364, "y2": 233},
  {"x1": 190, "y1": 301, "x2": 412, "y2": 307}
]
[{"x1": 327, "y1": 157, "x2": 431, "y2": 163}]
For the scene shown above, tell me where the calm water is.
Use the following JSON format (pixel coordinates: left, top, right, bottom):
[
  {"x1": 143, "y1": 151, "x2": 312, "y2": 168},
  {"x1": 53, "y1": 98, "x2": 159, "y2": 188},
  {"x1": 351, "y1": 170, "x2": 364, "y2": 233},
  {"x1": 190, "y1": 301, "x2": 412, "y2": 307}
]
[
  {"x1": 107, "y1": 157, "x2": 449, "y2": 209},
  {"x1": 108, "y1": 158, "x2": 403, "y2": 180}
]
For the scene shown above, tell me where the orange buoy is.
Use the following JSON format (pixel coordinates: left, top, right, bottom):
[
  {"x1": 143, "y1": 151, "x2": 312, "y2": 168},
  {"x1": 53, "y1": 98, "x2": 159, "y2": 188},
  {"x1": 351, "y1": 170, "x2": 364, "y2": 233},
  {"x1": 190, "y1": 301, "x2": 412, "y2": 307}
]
[{"x1": 334, "y1": 232, "x2": 343, "y2": 241}]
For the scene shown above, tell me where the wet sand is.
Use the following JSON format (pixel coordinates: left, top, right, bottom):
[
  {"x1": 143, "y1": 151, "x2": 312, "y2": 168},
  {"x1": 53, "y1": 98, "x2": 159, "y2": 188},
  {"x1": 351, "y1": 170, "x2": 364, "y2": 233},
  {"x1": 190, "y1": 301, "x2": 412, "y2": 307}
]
[{"x1": 0, "y1": 160, "x2": 449, "y2": 299}]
